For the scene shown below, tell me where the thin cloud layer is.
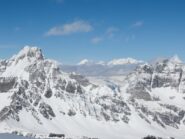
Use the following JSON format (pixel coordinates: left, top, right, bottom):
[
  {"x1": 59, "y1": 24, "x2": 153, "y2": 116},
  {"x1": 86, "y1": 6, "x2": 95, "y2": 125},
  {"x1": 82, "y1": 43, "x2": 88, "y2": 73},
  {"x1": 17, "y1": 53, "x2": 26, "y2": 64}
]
[
  {"x1": 46, "y1": 20, "x2": 93, "y2": 36},
  {"x1": 106, "y1": 27, "x2": 119, "y2": 38},
  {"x1": 132, "y1": 21, "x2": 144, "y2": 28},
  {"x1": 91, "y1": 37, "x2": 103, "y2": 44},
  {"x1": 91, "y1": 26, "x2": 119, "y2": 44}
]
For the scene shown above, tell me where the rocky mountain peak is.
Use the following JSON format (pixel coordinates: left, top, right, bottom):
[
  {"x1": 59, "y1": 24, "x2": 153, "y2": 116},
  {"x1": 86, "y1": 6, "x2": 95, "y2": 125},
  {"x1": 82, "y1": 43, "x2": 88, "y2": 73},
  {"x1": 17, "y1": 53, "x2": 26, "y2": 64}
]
[
  {"x1": 1, "y1": 47, "x2": 185, "y2": 139},
  {"x1": 0, "y1": 46, "x2": 51, "y2": 80},
  {"x1": 11, "y1": 46, "x2": 44, "y2": 62}
]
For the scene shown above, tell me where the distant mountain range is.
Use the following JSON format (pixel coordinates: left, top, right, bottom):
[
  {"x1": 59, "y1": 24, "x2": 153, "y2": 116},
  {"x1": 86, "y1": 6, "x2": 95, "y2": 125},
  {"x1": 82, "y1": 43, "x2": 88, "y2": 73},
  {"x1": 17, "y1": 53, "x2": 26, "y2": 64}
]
[
  {"x1": 61, "y1": 58, "x2": 144, "y2": 76},
  {"x1": 0, "y1": 46, "x2": 185, "y2": 139},
  {"x1": 77, "y1": 58, "x2": 143, "y2": 66}
]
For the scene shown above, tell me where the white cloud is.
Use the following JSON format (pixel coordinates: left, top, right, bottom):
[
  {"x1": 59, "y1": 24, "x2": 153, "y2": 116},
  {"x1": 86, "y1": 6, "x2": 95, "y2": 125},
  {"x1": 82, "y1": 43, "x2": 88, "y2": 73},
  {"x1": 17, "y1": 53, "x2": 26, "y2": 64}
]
[
  {"x1": 46, "y1": 20, "x2": 93, "y2": 36},
  {"x1": 91, "y1": 37, "x2": 103, "y2": 44},
  {"x1": 106, "y1": 27, "x2": 119, "y2": 38},
  {"x1": 132, "y1": 21, "x2": 144, "y2": 28}
]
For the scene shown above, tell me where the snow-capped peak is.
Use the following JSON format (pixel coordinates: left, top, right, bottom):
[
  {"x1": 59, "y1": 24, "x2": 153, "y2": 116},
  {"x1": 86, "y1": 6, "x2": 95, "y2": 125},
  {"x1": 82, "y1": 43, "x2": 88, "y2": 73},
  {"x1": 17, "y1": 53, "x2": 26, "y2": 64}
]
[
  {"x1": 1, "y1": 46, "x2": 46, "y2": 80},
  {"x1": 11, "y1": 46, "x2": 44, "y2": 61},
  {"x1": 1, "y1": 46, "x2": 185, "y2": 139},
  {"x1": 76, "y1": 58, "x2": 143, "y2": 67},
  {"x1": 77, "y1": 59, "x2": 106, "y2": 66},
  {"x1": 107, "y1": 58, "x2": 143, "y2": 66},
  {"x1": 77, "y1": 59, "x2": 91, "y2": 65},
  {"x1": 169, "y1": 55, "x2": 182, "y2": 63}
]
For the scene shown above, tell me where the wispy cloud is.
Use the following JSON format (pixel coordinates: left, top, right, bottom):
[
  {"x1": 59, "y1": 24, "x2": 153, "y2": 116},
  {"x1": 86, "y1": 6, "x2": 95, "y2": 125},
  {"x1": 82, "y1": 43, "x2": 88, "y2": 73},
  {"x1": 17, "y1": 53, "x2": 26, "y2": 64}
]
[
  {"x1": 132, "y1": 21, "x2": 144, "y2": 28},
  {"x1": 106, "y1": 27, "x2": 119, "y2": 38},
  {"x1": 125, "y1": 34, "x2": 135, "y2": 42},
  {"x1": 91, "y1": 26, "x2": 119, "y2": 44},
  {"x1": 46, "y1": 20, "x2": 93, "y2": 36},
  {"x1": 91, "y1": 37, "x2": 103, "y2": 44}
]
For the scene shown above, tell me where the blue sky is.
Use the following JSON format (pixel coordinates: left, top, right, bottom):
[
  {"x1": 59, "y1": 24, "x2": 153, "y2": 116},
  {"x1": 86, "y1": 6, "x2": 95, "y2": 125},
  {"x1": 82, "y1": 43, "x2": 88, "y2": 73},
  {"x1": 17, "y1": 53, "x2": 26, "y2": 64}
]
[{"x1": 0, "y1": 0, "x2": 185, "y2": 64}]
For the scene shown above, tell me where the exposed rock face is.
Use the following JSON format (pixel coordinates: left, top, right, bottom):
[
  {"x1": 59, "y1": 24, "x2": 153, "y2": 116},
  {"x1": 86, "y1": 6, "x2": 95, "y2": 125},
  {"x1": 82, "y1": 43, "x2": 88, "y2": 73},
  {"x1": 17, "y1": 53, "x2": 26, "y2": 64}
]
[
  {"x1": 127, "y1": 64, "x2": 153, "y2": 101},
  {"x1": 69, "y1": 73, "x2": 90, "y2": 87},
  {"x1": 0, "y1": 77, "x2": 17, "y2": 92},
  {"x1": 68, "y1": 109, "x2": 76, "y2": 116},
  {"x1": 124, "y1": 58, "x2": 185, "y2": 129},
  {"x1": 0, "y1": 46, "x2": 131, "y2": 125},
  {"x1": 127, "y1": 82, "x2": 152, "y2": 101},
  {"x1": 39, "y1": 102, "x2": 55, "y2": 119},
  {"x1": 0, "y1": 47, "x2": 185, "y2": 139},
  {"x1": 44, "y1": 88, "x2": 52, "y2": 98}
]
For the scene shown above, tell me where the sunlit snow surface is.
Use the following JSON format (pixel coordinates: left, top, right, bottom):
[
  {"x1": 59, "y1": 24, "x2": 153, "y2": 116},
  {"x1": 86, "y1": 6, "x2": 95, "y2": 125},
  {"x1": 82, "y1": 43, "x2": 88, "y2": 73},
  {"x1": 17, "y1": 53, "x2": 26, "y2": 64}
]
[{"x1": 1, "y1": 47, "x2": 185, "y2": 139}]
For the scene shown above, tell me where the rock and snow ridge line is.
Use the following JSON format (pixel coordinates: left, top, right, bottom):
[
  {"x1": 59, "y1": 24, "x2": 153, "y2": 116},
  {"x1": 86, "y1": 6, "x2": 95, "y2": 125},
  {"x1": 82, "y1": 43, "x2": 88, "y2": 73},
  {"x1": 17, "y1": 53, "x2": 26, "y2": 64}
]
[
  {"x1": 76, "y1": 55, "x2": 183, "y2": 66},
  {"x1": 63, "y1": 55, "x2": 184, "y2": 77},
  {"x1": 0, "y1": 46, "x2": 185, "y2": 139},
  {"x1": 77, "y1": 58, "x2": 144, "y2": 66}
]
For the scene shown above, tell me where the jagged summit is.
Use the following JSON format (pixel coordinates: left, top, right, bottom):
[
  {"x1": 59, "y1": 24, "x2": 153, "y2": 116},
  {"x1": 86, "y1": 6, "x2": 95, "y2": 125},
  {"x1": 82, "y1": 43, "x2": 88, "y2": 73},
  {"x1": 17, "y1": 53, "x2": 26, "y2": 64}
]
[
  {"x1": 149, "y1": 55, "x2": 183, "y2": 70},
  {"x1": 11, "y1": 46, "x2": 44, "y2": 61},
  {"x1": 0, "y1": 46, "x2": 58, "y2": 80},
  {"x1": 1, "y1": 47, "x2": 185, "y2": 139}
]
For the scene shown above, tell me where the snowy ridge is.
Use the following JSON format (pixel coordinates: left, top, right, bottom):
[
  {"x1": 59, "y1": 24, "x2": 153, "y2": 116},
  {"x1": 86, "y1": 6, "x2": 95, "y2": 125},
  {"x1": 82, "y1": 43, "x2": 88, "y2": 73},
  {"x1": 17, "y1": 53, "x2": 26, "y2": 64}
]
[
  {"x1": 0, "y1": 46, "x2": 185, "y2": 139},
  {"x1": 77, "y1": 59, "x2": 91, "y2": 65},
  {"x1": 77, "y1": 57, "x2": 143, "y2": 66},
  {"x1": 62, "y1": 58, "x2": 143, "y2": 76}
]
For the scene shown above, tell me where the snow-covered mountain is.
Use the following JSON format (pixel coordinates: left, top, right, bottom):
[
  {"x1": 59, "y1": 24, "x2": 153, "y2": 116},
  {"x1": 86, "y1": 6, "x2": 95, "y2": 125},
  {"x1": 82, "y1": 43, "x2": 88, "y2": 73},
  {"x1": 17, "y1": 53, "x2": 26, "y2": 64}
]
[
  {"x1": 107, "y1": 58, "x2": 143, "y2": 65},
  {"x1": 62, "y1": 58, "x2": 143, "y2": 76},
  {"x1": 77, "y1": 59, "x2": 91, "y2": 65},
  {"x1": 0, "y1": 46, "x2": 185, "y2": 139},
  {"x1": 77, "y1": 58, "x2": 142, "y2": 66}
]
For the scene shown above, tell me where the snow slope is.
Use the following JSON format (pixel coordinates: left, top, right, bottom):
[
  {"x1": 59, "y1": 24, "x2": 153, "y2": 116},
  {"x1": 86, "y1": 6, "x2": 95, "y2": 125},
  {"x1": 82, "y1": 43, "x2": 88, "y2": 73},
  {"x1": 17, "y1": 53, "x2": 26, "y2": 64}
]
[{"x1": 0, "y1": 46, "x2": 185, "y2": 139}]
